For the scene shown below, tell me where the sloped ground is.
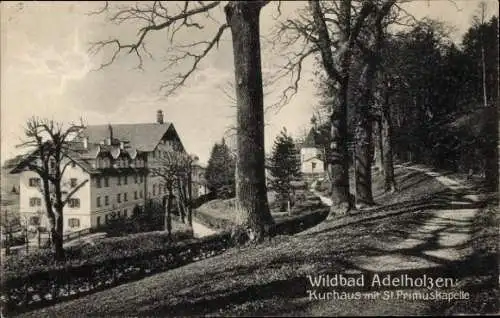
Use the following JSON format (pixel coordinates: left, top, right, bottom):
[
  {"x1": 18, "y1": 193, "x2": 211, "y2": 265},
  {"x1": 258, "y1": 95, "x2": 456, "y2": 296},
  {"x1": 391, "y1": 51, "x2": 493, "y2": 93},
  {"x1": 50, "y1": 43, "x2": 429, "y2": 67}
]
[{"x1": 16, "y1": 166, "x2": 498, "y2": 317}]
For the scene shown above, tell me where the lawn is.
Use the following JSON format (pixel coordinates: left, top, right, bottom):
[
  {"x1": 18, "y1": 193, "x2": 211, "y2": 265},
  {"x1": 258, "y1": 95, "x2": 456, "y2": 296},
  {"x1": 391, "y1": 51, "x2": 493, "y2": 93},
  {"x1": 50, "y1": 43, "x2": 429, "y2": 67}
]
[
  {"x1": 17, "y1": 166, "x2": 498, "y2": 317},
  {"x1": 193, "y1": 189, "x2": 324, "y2": 232}
]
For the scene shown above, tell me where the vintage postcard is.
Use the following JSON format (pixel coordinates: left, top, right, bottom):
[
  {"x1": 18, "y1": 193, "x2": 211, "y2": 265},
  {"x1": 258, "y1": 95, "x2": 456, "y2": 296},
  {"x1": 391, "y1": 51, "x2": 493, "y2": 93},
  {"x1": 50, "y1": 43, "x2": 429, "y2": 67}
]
[{"x1": 1, "y1": 1, "x2": 498, "y2": 316}]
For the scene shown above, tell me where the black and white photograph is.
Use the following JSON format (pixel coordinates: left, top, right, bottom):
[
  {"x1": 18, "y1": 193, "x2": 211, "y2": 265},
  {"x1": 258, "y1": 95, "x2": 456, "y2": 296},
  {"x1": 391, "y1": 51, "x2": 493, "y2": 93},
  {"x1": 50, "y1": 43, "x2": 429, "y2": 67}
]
[{"x1": 0, "y1": 0, "x2": 498, "y2": 316}]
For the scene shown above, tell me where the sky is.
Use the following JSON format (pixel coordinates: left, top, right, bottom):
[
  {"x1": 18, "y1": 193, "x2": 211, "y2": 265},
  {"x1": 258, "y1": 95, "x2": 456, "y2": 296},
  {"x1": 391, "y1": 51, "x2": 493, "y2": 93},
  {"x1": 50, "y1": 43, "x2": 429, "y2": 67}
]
[{"x1": 1, "y1": 0, "x2": 498, "y2": 165}]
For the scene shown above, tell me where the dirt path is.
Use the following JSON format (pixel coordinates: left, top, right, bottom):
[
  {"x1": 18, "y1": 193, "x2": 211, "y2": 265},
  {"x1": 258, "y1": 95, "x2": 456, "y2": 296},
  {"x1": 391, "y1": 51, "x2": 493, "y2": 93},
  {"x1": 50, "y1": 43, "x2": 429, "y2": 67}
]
[
  {"x1": 192, "y1": 220, "x2": 217, "y2": 238},
  {"x1": 303, "y1": 164, "x2": 486, "y2": 315}
]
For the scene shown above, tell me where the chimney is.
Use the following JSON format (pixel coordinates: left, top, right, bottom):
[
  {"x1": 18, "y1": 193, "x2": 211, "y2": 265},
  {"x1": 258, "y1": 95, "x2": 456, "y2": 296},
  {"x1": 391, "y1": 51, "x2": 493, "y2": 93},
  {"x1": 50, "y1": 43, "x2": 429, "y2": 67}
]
[
  {"x1": 83, "y1": 137, "x2": 88, "y2": 149},
  {"x1": 157, "y1": 110, "x2": 164, "y2": 124},
  {"x1": 107, "y1": 124, "x2": 113, "y2": 145}
]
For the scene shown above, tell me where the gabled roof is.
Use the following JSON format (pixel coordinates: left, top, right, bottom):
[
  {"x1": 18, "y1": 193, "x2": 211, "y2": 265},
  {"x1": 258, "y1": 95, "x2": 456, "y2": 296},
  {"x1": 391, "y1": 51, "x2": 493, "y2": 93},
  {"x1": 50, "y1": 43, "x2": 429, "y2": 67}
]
[
  {"x1": 301, "y1": 127, "x2": 319, "y2": 148},
  {"x1": 81, "y1": 122, "x2": 175, "y2": 152}
]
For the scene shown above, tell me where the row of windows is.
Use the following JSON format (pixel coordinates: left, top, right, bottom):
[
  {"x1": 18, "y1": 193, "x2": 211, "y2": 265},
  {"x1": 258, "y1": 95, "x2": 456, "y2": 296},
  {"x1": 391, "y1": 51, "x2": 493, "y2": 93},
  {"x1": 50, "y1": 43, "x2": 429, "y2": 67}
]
[
  {"x1": 97, "y1": 191, "x2": 143, "y2": 207},
  {"x1": 151, "y1": 184, "x2": 169, "y2": 196},
  {"x1": 96, "y1": 157, "x2": 145, "y2": 169},
  {"x1": 29, "y1": 177, "x2": 79, "y2": 188},
  {"x1": 29, "y1": 197, "x2": 81, "y2": 208},
  {"x1": 96, "y1": 175, "x2": 145, "y2": 188}
]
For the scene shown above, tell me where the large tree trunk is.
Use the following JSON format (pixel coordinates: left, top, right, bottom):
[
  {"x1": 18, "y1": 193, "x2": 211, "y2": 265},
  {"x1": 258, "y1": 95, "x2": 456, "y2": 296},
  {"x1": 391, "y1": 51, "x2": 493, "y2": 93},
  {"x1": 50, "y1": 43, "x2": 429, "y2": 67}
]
[
  {"x1": 483, "y1": 108, "x2": 498, "y2": 191},
  {"x1": 354, "y1": 64, "x2": 375, "y2": 207},
  {"x1": 187, "y1": 170, "x2": 193, "y2": 227},
  {"x1": 165, "y1": 188, "x2": 173, "y2": 238},
  {"x1": 374, "y1": 117, "x2": 384, "y2": 173},
  {"x1": 176, "y1": 180, "x2": 186, "y2": 223},
  {"x1": 52, "y1": 180, "x2": 65, "y2": 260},
  {"x1": 328, "y1": 82, "x2": 351, "y2": 215},
  {"x1": 381, "y1": 89, "x2": 397, "y2": 192},
  {"x1": 52, "y1": 207, "x2": 64, "y2": 260},
  {"x1": 225, "y1": 1, "x2": 274, "y2": 242},
  {"x1": 309, "y1": 0, "x2": 353, "y2": 217}
]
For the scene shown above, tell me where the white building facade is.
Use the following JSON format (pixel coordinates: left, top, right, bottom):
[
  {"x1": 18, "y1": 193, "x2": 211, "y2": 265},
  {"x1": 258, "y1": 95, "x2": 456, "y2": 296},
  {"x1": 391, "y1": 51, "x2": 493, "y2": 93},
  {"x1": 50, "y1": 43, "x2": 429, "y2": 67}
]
[{"x1": 12, "y1": 110, "x2": 197, "y2": 234}]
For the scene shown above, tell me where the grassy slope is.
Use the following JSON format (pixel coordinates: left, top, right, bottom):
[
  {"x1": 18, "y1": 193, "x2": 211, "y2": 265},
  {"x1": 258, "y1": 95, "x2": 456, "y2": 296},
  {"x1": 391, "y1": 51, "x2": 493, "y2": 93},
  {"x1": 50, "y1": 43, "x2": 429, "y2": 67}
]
[{"x1": 17, "y1": 167, "x2": 498, "y2": 317}]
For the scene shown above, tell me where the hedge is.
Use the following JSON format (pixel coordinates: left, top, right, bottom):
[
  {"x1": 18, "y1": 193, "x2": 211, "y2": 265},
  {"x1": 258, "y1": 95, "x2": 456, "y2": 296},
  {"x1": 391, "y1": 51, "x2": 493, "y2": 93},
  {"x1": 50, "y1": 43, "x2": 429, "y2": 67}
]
[
  {"x1": 1, "y1": 193, "x2": 329, "y2": 315},
  {"x1": 1, "y1": 230, "x2": 230, "y2": 315},
  {"x1": 2, "y1": 229, "x2": 193, "y2": 282}
]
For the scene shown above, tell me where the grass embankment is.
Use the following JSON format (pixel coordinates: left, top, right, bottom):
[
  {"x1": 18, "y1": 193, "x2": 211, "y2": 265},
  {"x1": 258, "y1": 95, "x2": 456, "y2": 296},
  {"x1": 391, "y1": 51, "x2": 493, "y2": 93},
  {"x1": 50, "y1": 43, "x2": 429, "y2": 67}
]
[
  {"x1": 193, "y1": 190, "x2": 326, "y2": 233},
  {"x1": 17, "y1": 166, "x2": 498, "y2": 316},
  {"x1": 3, "y1": 222, "x2": 193, "y2": 282}
]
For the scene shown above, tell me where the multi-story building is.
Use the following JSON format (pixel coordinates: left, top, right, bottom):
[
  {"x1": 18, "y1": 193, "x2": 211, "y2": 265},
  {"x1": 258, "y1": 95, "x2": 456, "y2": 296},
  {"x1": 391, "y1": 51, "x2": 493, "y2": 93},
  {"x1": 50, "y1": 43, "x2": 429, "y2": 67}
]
[{"x1": 10, "y1": 110, "x2": 194, "y2": 233}]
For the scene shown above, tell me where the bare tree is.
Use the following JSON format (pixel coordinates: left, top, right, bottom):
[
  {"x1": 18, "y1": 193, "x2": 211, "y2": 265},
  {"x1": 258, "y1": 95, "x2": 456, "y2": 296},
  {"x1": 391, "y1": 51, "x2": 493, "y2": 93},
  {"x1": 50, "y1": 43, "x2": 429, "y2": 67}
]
[
  {"x1": 352, "y1": 0, "x2": 396, "y2": 207},
  {"x1": 17, "y1": 118, "x2": 87, "y2": 260},
  {"x1": 90, "y1": 1, "x2": 277, "y2": 242},
  {"x1": 472, "y1": 1, "x2": 489, "y2": 107},
  {"x1": 268, "y1": 0, "x2": 412, "y2": 214},
  {"x1": 268, "y1": 0, "x2": 378, "y2": 216},
  {"x1": 150, "y1": 149, "x2": 194, "y2": 237}
]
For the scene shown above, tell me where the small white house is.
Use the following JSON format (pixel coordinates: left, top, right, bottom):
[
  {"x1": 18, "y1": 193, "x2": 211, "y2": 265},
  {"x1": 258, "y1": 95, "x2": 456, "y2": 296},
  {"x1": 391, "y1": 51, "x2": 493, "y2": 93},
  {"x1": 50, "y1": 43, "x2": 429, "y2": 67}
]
[
  {"x1": 301, "y1": 148, "x2": 325, "y2": 174},
  {"x1": 299, "y1": 128, "x2": 325, "y2": 175}
]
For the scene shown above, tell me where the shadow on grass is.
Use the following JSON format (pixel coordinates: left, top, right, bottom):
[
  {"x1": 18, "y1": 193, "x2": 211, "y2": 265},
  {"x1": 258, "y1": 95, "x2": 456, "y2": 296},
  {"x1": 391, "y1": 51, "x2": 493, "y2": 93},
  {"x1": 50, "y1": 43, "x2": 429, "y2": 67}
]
[
  {"x1": 135, "y1": 276, "x2": 309, "y2": 317},
  {"x1": 153, "y1": 186, "x2": 498, "y2": 316}
]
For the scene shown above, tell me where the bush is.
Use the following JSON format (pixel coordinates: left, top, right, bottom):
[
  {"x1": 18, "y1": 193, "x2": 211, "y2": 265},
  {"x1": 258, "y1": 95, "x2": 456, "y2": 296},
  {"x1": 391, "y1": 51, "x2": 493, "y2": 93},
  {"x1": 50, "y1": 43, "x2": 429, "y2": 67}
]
[
  {"x1": 2, "y1": 229, "x2": 193, "y2": 282},
  {"x1": 2, "y1": 230, "x2": 233, "y2": 315}
]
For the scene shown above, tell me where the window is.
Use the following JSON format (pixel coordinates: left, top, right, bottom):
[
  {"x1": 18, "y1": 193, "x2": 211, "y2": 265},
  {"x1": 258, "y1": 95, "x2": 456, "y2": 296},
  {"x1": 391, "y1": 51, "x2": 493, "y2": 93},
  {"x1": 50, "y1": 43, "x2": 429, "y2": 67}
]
[
  {"x1": 124, "y1": 193, "x2": 128, "y2": 202},
  {"x1": 29, "y1": 178, "x2": 40, "y2": 187},
  {"x1": 117, "y1": 176, "x2": 121, "y2": 186},
  {"x1": 124, "y1": 176, "x2": 128, "y2": 185},
  {"x1": 117, "y1": 193, "x2": 121, "y2": 203},
  {"x1": 134, "y1": 175, "x2": 138, "y2": 184},
  {"x1": 124, "y1": 209, "x2": 128, "y2": 217},
  {"x1": 96, "y1": 177, "x2": 102, "y2": 188},
  {"x1": 50, "y1": 160, "x2": 56, "y2": 169},
  {"x1": 68, "y1": 198, "x2": 80, "y2": 208},
  {"x1": 139, "y1": 190, "x2": 143, "y2": 198},
  {"x1": 29, "y1": 197, "x2": 42, "y2": 207},
  {"x1": 118, "y1": 211, "x2": 121, "y2": 218},
  {"x1": 134, "y1": 191, "x2": 138, "y2": 200},
  {"x1": 68, "y1": 218, "x2": 80, "y2": 228},
  {"x1": 311, "y1": 162, "x2": 317, "y2": 170},
  {"x1": 97, "y1": 216, "x2": 101, "y2": 227},
  {"x1": 71, "y1": 161, "x2": 76, "y2": 168},
  {"x1": 104, "y1": 177, "x2": 109, "y2": 187},
  {"x1": 158, "y1": 186, "x2": 162, "y2": 195},
  {"x1": 29, "y1": 216, "x2": 40, "y2": 226},
  {"x1": 97, "y1": 196, "x2": 101, "y2": 207},
  {"x1": 70, "y1": 178, "x2": 77, "y2": 188},
  {"x1": 105, "y1": 214, "x2": 109, "y2": 223},
  {"x1": 153, "y1": 184, "x2": 156, "y2": 196},
  {"x1": 139, "y1": 175, "x2": 143, "y2": 183},
  {"x1": 105, "y1": 196, "x2": 109, "y2": 206}
]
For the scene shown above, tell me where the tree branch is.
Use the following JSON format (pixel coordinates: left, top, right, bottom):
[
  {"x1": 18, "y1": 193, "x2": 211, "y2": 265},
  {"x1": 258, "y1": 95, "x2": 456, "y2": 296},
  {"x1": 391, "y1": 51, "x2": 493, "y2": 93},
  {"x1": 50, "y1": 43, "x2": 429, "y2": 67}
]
[
  {"x1": 62, "y1": 179, "x2": 89, "y2": 206},
  {"x1": 89, "y1": 1, "x2": 223, "y2": 89}
]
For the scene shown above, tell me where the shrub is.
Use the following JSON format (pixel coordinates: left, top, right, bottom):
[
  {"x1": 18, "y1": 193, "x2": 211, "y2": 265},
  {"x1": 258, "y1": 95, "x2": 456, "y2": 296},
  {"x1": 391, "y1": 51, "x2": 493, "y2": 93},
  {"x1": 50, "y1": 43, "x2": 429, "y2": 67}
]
[{"x1": 2, "y1": 229, "x2": 193, "y2": 282}]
